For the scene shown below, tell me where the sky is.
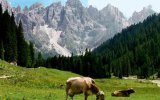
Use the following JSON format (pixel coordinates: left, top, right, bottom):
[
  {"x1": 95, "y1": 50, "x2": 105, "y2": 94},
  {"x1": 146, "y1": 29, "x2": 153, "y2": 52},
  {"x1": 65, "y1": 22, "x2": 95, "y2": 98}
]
[
  {"x1": 7, "y1": 0, "x2": 160, "y2": 18},
  {"x1": 88, "y1": 0, "x2": 160, "y2": 17},
  {"x1": 8, "y1": 0, "x2": 88, "y2": 7}
]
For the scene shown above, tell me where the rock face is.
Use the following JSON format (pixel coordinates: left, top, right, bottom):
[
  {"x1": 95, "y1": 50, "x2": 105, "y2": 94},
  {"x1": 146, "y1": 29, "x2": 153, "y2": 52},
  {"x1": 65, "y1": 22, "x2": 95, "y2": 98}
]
[
  {"x1": 129, "y1": 5, "x2": 155, "y2": 25},
  {"x1": 0, "y1": 0, "x2": 156, "y2": 57}
]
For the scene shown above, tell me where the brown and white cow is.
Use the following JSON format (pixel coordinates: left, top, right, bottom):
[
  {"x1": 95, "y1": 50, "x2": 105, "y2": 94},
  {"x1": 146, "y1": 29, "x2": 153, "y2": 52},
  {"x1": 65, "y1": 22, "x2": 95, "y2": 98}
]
[
  {"x1": 111, "y1": 88, "x2": 135, "y2": 97},
  {"x1": 66, "y1": 77, "x2": 105, "y2": 100}
]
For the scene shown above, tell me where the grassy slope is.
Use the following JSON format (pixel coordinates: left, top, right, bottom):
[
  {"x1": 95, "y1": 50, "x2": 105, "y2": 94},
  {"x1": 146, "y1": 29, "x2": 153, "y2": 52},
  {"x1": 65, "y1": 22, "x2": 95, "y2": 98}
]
[{"x1": 0, "y1": 60, "x2": 160, "y2": 100}]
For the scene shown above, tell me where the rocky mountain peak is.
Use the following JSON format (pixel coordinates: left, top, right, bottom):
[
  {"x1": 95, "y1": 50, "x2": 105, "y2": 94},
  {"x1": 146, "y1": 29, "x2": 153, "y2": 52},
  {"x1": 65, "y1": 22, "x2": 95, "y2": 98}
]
[
  {"x1": 23, "y1": 6, "x2": 29, "y2": 13},
  {"x1": 140, "y1": 5, "x2": 155, "y2": 15},
  {"x1": 142, "y1": 5, "x2": 152, "y2": 11},
  {"x1": 49, "y1": 2, "x2": 62, "y2": 7},
  {"x1": 29, "y1": 2, "x2": 43, "y2": 10},
  {"x1": 98, "y1": 4, "x2": 128, "y2": 34},
  {"x1": 87, "y1": 5, "x2": 99, "y2": 20},
  {"x1": 101, "y1": 4, "x2": 125, "y2": 18},
  {"x1": 129, "y1": 5, "x2": 155, "y2": 24},
  {"x1": 88, "y1": 5, "x2": 99, "y2": 13},
  {"x1": 13, "y1": 5, "x2": 21, "y2": 13},
  {"x1": 88, "y1": 5, "x2": 97, "y2": 10},
  {"x1": 0, "y1": 0, "x2": 156, "y2": 57},
  {"x1": 102, "y1": 4, "x2": 115, "y2": 11},
  {"x1": 106, "y1": 4, "x2": 115, "y2": 10},
  {"x1": 66, "y1": 0, "x2": 83, "y2": 8}
]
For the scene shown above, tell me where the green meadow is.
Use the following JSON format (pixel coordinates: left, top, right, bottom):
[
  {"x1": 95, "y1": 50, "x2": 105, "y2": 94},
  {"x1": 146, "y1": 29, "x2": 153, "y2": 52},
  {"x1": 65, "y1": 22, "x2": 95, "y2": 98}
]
[{"x1": 0, "y1": 60, "x2": 160, "y2": 100}]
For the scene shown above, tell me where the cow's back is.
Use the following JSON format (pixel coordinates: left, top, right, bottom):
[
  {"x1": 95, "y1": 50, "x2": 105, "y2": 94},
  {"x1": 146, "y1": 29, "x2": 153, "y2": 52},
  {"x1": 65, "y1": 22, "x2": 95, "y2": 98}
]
[{"x1": 66, "y1": 77, "x2": 94, "y2": 94}]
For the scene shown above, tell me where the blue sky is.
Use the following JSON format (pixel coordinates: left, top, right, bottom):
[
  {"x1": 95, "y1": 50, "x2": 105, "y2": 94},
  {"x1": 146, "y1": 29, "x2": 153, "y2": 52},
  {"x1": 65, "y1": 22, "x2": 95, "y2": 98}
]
[
  {"x1": 8, "y1": 0, "x2": 66, "y2": 7},
  {"x1": 8, "y1": 0, "x2": 88, "y2": 7},
  {"x1": 8, "y1": 0, "x2": 160, "y2": 17}
]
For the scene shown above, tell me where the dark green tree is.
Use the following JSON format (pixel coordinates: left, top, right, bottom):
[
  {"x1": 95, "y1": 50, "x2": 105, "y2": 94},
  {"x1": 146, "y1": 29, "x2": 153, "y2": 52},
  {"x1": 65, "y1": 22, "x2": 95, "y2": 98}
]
[
  {"x1": 29, "y1": 42, "x2": 35, "y2": 67},
  {"x1": 2, "y1": 10, "x2": 13, "y2": 62},
  {"x1": 26, "y1": 42, "x2": 32, "y2": 68},
  {"x1": 10, "y1": 13, "x2": 18, "y2": 61},
  {"x1": 157, "y1": 70, "x2": 160, "y2": 78},
  {"x1": 0, "y1": 40, "x2": 4, "y2": 60},
  {"x1": 0, "y1": 4, "x2": 3, "y2": 59},
  {"x1": 35, "y1": 52, "x2": 44, "y2": 67},
  {"x1": 17, "y1": 21, "x2": 28, "y2": 66}
]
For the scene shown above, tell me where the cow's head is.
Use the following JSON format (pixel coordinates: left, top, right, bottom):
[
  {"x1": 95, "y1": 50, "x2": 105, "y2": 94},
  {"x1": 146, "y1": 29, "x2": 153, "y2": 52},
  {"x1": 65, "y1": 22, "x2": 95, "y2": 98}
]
[
  {"x1": 96, "y1": 91, "x2": 105, "y2": 100},
  {"x1": 128, "y1": 88, "x2": 135, "y2": 94}
]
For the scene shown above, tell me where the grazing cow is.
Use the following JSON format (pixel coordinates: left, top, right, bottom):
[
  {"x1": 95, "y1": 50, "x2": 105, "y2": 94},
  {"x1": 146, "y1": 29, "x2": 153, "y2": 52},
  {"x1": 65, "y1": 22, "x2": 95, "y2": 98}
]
[
  {"x1": 111, "y1": 88, "x2": 135, "y2": 97},
  {"x1": 66, "y1": 77, "x2": 105, "y2": 100}
]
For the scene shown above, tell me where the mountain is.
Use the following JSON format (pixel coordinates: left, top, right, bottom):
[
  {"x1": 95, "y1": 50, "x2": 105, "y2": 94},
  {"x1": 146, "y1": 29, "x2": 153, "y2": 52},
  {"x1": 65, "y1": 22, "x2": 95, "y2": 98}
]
[
  {"x1": 99, "y1": 4, "x2": 129, "y2": 36},
  {"x1": 129, "y1": 5, "x2": 155, "y2": 24},
  {"x1": 14, "y1": 0, "x2": 119, "y2": 57},
  {"x1": 0, "y1": 0, "x2": 156, "y2": 57},
  {"x1": 87, "y1": 4, "x2": 129, "y2": 38}
]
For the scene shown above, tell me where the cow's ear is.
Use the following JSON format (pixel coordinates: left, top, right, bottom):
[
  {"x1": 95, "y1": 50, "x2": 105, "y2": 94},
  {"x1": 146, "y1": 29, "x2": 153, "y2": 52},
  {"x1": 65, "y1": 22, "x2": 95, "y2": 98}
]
[{"x1": 91, "y1": 79, "x2": 95, "y2": 84}]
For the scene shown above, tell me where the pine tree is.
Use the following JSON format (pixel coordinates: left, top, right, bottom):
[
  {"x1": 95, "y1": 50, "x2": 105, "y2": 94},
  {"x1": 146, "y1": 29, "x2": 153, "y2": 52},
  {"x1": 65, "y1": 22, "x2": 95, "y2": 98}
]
[
  {"x1": 0, "y1": 40, "x2": 4, "y2": 60},
  {"x1": 157, "y1": 70, "x2": 160, "y2": 78},
  {"x1": 26, "y1": 42, "x2": 32, "y2": 68},
  {"x1": 29, "y1": 42, "x2": 35, "y2": 67},
  {"x1": 36, "y1": 52, "x2": 43, "y2": 67},
  {"x1": 17, "y1": 21, "x2": 28, "y2": 66},
  {"x1": 118, "y1": 61, "x2": 123, "y2": 79},
  {"x1": 10, "y1": 13, "x2": 18, "y2": 62},
  {"x1": 0, "y1": 4, "x2": 2, "y2": 16},
  {"x1": 0, "y1": 4, "x2": 3, "y2": 59},
  {"x1": 0, "y1": 4, "x2": 2, "y2": 31},
  {"x1": 2, "y1": 10, "x2": 13, "y2": 62},
  {"x1": 0, "y1": 4, "x2": 2, "y2": 26}
]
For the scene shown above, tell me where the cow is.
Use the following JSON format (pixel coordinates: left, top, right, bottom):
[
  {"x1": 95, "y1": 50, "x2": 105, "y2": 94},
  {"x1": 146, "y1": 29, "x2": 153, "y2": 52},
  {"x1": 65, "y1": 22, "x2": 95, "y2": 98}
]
[
  {"x1": 111, "y1": 88, "x2": 135, "y2": 97},
  {"x1": 66, "y1": 77, "x2": 105, "y2": 100}
]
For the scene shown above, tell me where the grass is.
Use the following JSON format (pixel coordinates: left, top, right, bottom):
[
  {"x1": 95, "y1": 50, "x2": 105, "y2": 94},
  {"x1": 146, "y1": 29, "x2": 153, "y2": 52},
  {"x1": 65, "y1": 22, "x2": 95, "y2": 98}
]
[{"x1": 0, "y1": 60, "x2": 160, "y2": 100}]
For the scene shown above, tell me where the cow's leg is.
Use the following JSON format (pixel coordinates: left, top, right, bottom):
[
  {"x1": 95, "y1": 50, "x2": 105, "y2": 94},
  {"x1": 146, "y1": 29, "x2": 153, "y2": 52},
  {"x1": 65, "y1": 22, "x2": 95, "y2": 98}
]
[
  {"x1": 66, "y1": 83, "x2": 71, "y2": 100},
  {"x1": 70, "y1": 95, "x2": 74, "y2": 100},
  {"x1": 68, "y1": 91, "x2": 74, "y2": 100},
  {"x1": 66, "y1": 89, "x2": 69, "y2": 100},
  {"x1": 84, "y1": 93, "x2": 88, "y2": 100},
  {"x1": 66, "y1": 93, "x2": 68, "y2": 100},
  {"x1": 84, "y1": 95, "x2": 88, "y2": 100}
]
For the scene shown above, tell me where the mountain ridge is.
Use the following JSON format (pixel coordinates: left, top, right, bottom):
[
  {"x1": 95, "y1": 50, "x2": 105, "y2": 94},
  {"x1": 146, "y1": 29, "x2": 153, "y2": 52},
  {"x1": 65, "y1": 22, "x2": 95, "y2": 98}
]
[{"x1": 0, "y1": 0, "x2": 156, "y2": 57}]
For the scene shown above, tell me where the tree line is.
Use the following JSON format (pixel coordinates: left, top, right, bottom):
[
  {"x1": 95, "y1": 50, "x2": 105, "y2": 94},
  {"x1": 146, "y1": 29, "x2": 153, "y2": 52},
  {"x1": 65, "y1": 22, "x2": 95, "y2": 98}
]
[{"x1": 45, "y1": 49, "x2": 107, "y2": 78}]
